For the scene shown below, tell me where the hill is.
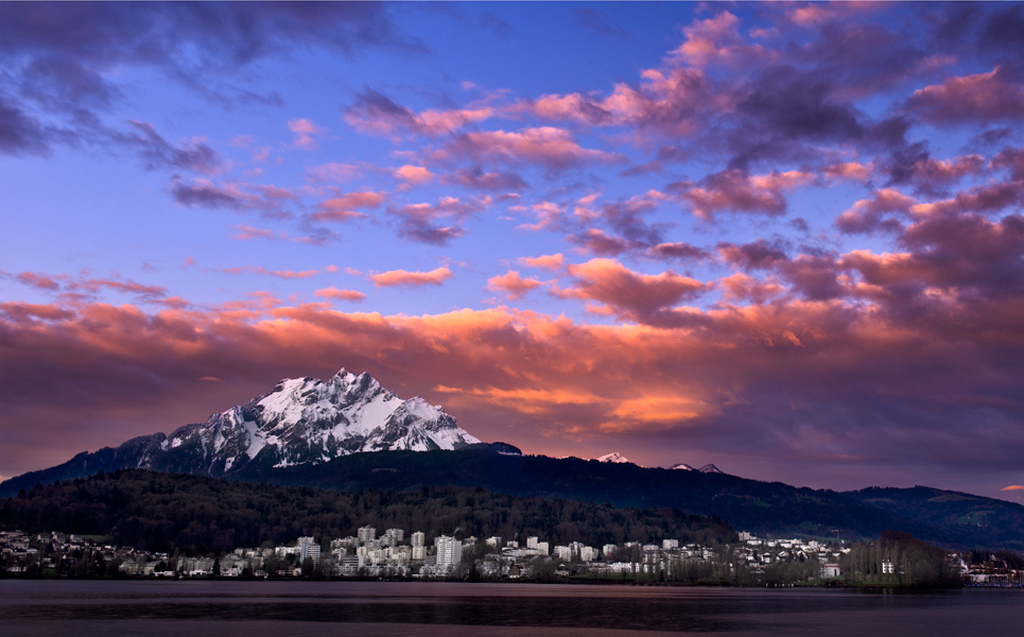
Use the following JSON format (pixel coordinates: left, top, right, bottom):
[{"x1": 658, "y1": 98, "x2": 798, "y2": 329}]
[{"x1": 0, "y1": 469, "x2": 736, "y2": 555}]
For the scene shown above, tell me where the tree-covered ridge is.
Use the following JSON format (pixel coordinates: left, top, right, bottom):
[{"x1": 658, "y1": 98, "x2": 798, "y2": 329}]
[
  {"x1": 839, "y1": 531, "x2": 963, "y2": 588},
  {"x1": 0, "y1": 470, "x2": 736, "y2": 555}
]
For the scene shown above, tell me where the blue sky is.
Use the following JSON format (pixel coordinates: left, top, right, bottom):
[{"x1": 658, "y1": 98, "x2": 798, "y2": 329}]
[{"x1": 2, "y1": 2, "x2": 1024, "y2": 502}]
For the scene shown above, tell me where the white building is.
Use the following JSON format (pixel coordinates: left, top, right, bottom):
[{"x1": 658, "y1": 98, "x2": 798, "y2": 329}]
[
  {"x1": 435, "y1": 535, "x2": 462, "y2": 569},
  {"x1": 384, "y1": 528, "x2": 404, "y2": 546},
  {"x1": 299, "y1": 536, "x2": 320, "y2": 564},
  {"x1": 357, "y1": 526, "x2": 377, "y2": 543}
]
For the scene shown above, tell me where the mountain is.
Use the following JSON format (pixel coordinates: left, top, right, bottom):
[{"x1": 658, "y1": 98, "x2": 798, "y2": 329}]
[
  {"x1": 843, "y1": 486, "x2": 1024, "y2": 550},
  {"x1": 216, "y1": 444, "x2": 995, "y2": 546},
  {"x1": 0, "y1": 369, "x2": 478, "y2": 496},
  {"x1": 597, "y1": 452, "x2": 632, "y2": 464},
  {"x1": 668, "y1": 463, "x2": 695, "y2": 471},
  {"x1": 4, "y1": 370, "x2": 1024, "y2": 549}
]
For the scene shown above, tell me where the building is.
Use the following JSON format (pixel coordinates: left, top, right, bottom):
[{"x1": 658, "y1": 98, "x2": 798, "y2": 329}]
[
  {"x1": 384, "y1": 528, "x2": 404, "y2": 546},
  {"x1": 435, "y1": 535, "x2": 462, "y2": 568},
  {"x1": 299, "y1": 536, "x2": 321, "y2": 564},
  {"x1": 357, "y1": 526, "x2": 377, "y2": 544}
]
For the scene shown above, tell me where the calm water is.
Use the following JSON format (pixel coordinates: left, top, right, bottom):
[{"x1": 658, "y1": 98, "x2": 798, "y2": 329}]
[{"x1": 1, "y1": 580, "x2": 1022, "y2": 636}]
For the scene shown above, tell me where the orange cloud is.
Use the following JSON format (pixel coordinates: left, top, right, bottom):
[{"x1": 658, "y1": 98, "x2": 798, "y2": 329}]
[
  {"x1": 312, "y1": 191, "x2": 386, "y2": 222},
  {"x1": 1002, "y1": 485, "x2": 1024, "y2": 491},
  {"x1": 518, "y1": 253, "x2": 565, "y2": 271},
  {"x1": 676, "y1": 169, "x2": 814, "y2": 219},
  {"x1": 558, "y1": 258, "x2": 709, "y2": 325},
  {"x1": 908, "y1": 67, "x2": 1024, "y2": 125},
  {"x1": 370, "y1": 266, "x2": 453, "y2": 287},
  {"x1": 487, "y1": 271, "x2": 544, "y2": 299},
  {"x1": 1, "y1": 291, "x2": 1023, "y2": 490},
  {"x1": 394, "y1": 164, "x2": 433, "y2": 187},
  {"x1": 314, "y1": 287, "x2": 367, "y2": 302},
  {"x1": 431, "y1": 127, "x2": 622, "y2": 171}
]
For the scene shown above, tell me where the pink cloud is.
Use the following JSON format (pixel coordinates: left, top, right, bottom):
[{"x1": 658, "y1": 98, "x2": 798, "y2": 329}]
[
  {"x1": 370, "y1": 266, "x2": 453, "y2": 287},
  {"x1": 393, "y1": 164, "x2": 433, "y2": 187},
  {"x1": 287, "y1": 118, "x2": 328, "y2": 150},
  {"x1": 522, "y1": 66, "x2": 720, "y2": 138},
  {"x1": 908, "y1": 182, "x2": 1022, "y2": 218},
  {"x1": 2, "y1": 286, "x2": 1024, "y2": 490},
  {"x1": 675, "y1": 169, "x2": 814, "y2": 219},
  {"x1": 720, "y1": 272, "x2": 785, "y2": 304},
  {"x1": 836, "y1": 189, "x2": 916, "y2": 234},
  {"x1": 217, "y1": 266, "x2": 321, "y2": 280},
  {"x1": 231, "y1": 225, "x2": 287, "y2": 241},
  {"x1": 569, "y1": 229, "x2": 637, "y2": 257},
  {"x1": 558, "y1": 258, "x2": 708, "y2": 325},
  {"x1": 907, "y1": 67, "x2": 1024, "y2": 125},
  {"x1": 430, "y1": 127, "x2": 622, "y2": 171},
  {"x1": 672, "y1": 11, "x2": 774, "y2": 70},
  {"x1": 389, "y1": 196, "x2": 489, "y2": 245},
  {"x1": 518, "y1": 253, "x2": 565, "y2": 271},
  {"x1": 314, "y1": 287, "x2": 367, "y2": 302},
  {"x1": 344, "y1": 89, "x2": 494, "y2": 138},
  {"x1": 824, "y1": 162, "x2": 872, "y2": 182},
  {"x1": 487, "y1": 271, "x2": 544, "y2": 300},
  {"x1": 787, "y1": 2, "x2": 877, "y2": 27},
  {"x1": 16, "y1": 272, "x2": 62, "y2": 290},
  {"x1": 311, "y1": 191, "x2": 386, "y2": 222}
]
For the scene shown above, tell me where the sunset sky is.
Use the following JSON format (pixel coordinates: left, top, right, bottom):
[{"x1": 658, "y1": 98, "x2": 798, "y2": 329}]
[{"x1": 2, "y1": 2, "x2": 1023, "y2": 502}]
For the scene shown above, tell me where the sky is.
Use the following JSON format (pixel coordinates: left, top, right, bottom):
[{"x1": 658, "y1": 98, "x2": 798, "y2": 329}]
[{"x1": 1, "y1": 1, "x2": 1023, "y2": 502}]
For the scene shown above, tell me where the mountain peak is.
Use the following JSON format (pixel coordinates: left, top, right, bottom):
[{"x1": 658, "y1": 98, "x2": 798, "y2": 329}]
[
  {"x1": 669, "y1": 463, "x2": 695, "y2": 471},
  {"x1": 597, "y1": 452, "x2": 632, "y2": 464},
  {"x1": 30, "y1": 368, "x2": 481, "y2": 480},
  {"x1": 699, "y1": 463, "x2": 724, "y2": 474}
]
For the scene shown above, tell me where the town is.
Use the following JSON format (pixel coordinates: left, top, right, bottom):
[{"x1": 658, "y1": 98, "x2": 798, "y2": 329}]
[{"x1": 2, "y1": 527, "x2": 1019, "y2": 587}]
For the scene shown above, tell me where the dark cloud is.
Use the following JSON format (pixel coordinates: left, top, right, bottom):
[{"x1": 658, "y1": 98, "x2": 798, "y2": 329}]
[
  {"x1": 0, "y1": 95, "x2": 55, "y2": 155},
  {"x1": 0, "y1": 2, "x2": 418, "y2": 156},
  {"x1": 717, "y1": 239, "x2": 790, "y2": 271},
  {"x1": 388, "y1": 197, "x2": 489, "y2": 245},
  {"x1": 650, "y1": 242, "x2": 709, "y2": 262},
  {"x1": 125, "y1": 121, "x2": 221, "y2": 174},
  {"x1": 172, "y1": 180, "x2": 247, "y2": 210},
  {"x1": 440, "y1": 167, "x2": 529, "y2": 192}
]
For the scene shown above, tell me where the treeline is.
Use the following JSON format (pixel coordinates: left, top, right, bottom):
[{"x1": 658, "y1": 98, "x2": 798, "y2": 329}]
[
  {"x1": 838, "y1": 530, "x2": 961, "y2": 587},
  {"x1": 0, "y1": 470, "x2": 735, "y2": 555}
]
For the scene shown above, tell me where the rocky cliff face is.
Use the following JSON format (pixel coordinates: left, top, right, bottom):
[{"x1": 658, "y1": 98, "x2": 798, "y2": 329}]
[{"x1": 3, "y1": 369, "x2": 480, "y2": 487}]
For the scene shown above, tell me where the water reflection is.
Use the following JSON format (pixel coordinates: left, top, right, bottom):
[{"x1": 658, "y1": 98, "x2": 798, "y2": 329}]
[{"x1": 1, "y1": 581, "x2": 1021, "y2": 636}]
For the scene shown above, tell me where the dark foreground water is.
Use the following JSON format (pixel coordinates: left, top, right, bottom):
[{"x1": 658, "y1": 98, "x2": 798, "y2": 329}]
[{"x1": 1, "y1": 580, "x2": 1022, "y2": 636}]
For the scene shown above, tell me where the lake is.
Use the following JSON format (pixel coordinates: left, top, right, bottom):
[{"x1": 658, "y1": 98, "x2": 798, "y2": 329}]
[{"x1": 1, "y1": 580, "x2": 1022, "y2": 636}]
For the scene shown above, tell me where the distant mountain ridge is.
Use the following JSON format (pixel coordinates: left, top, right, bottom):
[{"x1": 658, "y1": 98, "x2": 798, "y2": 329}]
[
  {"x1": 0, "y1": 369, "x2": 479, "y2": 493},
  {"x1": 4, "y1": 372, "x2": 1024, "y2": 550}
]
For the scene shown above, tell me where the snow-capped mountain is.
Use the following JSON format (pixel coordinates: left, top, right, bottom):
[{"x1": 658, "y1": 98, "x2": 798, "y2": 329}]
[
  {"x1": 60, "y1": 369, "x2": 480, "y2": 479},
  {"x1": 597, "y1": 452, "x2": 632, "y2": 464},
  {"x1": 699, "y1": 464, "x2": 724, "y2": 474},
  {"x1": 668, "y1": 463, "x2": 695, "y2": 471}
]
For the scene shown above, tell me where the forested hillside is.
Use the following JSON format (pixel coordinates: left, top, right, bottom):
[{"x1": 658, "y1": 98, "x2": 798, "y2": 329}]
[{"x1": 0, "y1": 470, "x2": 736, "y2": 555}]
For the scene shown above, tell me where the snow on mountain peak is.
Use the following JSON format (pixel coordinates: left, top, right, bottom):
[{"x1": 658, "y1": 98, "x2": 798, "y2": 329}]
[
  {"x1": 597, "y1": 452, "x2": 631, "y2": 464},
  {"x1": 669, "y1": 463, "x2": 695, "y2": 471},
  {"x1": 149, "y1": 368, "x2": 479, "y2": 476}
]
